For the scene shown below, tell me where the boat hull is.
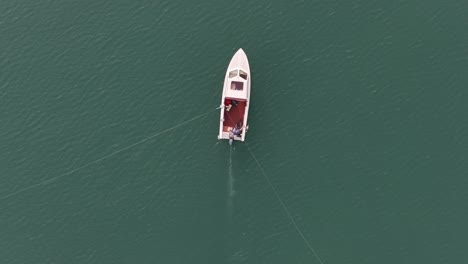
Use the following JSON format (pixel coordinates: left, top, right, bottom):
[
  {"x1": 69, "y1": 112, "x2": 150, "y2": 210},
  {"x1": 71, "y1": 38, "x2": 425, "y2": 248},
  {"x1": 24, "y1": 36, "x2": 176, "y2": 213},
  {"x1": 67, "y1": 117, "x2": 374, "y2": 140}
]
[{"x1": 218, "y1": 49, "x2": 251, "y2": 142}]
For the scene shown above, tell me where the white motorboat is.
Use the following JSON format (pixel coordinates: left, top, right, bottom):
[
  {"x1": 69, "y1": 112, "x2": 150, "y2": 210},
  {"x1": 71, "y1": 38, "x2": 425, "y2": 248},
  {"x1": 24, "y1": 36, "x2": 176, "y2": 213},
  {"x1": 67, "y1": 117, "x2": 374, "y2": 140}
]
[{"x1": 217, "y1": 49, "x2": 251, "y2": 145}]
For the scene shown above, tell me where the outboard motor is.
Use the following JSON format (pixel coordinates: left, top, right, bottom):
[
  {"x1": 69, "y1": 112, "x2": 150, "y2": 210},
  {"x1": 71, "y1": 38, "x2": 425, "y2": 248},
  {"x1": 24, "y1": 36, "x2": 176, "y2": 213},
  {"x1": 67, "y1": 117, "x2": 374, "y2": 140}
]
[{"x1": 229, "y1": 138, "x2": 233, "y2": 145}]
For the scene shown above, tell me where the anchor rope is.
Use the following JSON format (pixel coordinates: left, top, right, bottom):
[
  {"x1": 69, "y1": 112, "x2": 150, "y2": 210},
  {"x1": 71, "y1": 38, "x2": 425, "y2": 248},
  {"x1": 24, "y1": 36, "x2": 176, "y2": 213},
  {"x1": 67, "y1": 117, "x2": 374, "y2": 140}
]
[
  {"x1": 246, "y1": 143, "x2": 325, "y2": 264},
  {"x1": 1, "y1": 107, "x2": 220, "y2": 200}
]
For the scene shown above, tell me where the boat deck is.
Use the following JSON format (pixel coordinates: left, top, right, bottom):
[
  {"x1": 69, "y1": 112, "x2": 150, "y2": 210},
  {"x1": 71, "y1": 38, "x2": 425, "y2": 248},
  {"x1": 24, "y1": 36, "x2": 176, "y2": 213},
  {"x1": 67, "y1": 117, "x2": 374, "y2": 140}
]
[{"x1": 223, "y1": 100, "x2": 246, "y2": 132}]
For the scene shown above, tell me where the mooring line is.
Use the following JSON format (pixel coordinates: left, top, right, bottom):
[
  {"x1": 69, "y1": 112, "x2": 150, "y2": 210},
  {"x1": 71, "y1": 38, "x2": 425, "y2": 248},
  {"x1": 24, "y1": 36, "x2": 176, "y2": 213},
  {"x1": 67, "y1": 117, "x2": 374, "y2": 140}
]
[
  {"x1": 246, "y1": 143, "x2": 325, "y2": 264},
  {"x1": 1, "y1": 107, "x2": 220, "y2": 201}
]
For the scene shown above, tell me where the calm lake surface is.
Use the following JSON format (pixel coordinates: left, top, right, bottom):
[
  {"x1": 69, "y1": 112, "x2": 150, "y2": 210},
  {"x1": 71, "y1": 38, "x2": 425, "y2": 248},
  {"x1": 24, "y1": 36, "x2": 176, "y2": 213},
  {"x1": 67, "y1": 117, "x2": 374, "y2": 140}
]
[{"x1": 1, "y1": 1, "x2": 467, "y2": 263}]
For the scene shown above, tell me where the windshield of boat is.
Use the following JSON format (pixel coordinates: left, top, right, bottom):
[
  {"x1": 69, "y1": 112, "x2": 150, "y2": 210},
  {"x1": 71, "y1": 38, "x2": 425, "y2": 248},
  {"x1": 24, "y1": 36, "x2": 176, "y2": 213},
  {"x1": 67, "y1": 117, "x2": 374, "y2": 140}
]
[
  {"x1": 239, "y1": 70, "x2": 248, "y2": 80},
  {"x1": 229, "y1": 70, "x2": 238, "y2": 78}
]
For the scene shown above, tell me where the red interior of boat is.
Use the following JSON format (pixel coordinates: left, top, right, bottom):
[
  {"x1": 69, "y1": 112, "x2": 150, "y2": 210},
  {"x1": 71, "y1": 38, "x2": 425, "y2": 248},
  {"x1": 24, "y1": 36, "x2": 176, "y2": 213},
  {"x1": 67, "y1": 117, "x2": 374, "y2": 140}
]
[{"x1": 223, "y1": 99, "x2": 246, "y2": 132}]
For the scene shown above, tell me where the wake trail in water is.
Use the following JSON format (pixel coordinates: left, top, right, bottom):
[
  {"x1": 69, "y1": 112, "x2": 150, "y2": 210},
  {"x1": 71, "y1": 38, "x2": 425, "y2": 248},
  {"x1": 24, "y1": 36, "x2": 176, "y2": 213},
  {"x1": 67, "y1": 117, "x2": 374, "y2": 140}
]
[{"x1": 227, "y1": 147, "x2": 234, "y2": 220}]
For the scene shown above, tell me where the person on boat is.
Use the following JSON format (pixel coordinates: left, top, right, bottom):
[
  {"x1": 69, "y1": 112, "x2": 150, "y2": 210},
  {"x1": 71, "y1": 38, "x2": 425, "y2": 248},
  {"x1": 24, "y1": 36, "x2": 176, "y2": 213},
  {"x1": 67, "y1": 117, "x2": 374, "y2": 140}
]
[
  {"x1": 232, "y1": 127, "x2": 241, "y2": 136},
  {"x1": 232, "y1": 121, "x2": 242, "y2": 136},
  {"x1": 225, "y1": 99, "x2": 232, "y2": 111}
]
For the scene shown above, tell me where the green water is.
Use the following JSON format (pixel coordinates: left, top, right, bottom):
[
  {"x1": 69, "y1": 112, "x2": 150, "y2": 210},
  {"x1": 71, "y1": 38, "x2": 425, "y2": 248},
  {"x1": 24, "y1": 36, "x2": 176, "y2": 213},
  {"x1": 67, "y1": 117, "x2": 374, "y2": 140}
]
[{"x1": 1, "y1": 1, "x2": 467, "y2": 263}]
